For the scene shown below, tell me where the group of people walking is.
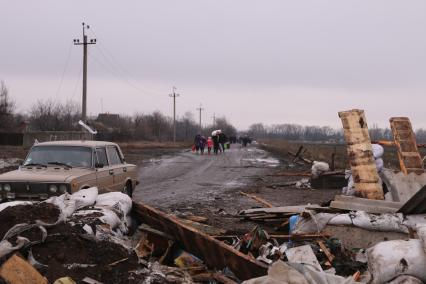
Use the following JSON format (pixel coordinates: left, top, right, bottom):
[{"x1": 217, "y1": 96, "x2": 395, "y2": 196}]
[{"x1": 193, "y1": 130, "x2": 228, "y2": 155}]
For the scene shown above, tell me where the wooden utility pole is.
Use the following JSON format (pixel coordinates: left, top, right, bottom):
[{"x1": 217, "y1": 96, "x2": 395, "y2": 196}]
[
  {"x1": 196, "y1": 104, "x2": 204, "y2": 133},
  {"x1": 74, "y1": 22, "x2": 96, "y2": 121},
  {"x1": 169, "y1": 87, "x2": 180, "y2": 143}
]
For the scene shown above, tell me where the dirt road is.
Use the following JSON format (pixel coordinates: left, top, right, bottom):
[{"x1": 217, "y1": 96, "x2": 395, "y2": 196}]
[
  {"x1": 133, "y1": 144, "x2": 278, "y2": 210},
  {"x1": 132, "y1": 143, "x2": 340, "y2": 233}
]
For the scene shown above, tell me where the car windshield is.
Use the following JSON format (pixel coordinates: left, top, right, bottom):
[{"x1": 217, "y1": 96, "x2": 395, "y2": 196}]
[{"x1": 23, "y1": 146, "x2": 93, "y2": 168}]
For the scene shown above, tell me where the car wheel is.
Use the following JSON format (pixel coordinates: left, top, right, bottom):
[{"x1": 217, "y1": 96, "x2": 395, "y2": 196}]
[{"x1": 124, "y1": 181, "x2": 133, "y2": 197}]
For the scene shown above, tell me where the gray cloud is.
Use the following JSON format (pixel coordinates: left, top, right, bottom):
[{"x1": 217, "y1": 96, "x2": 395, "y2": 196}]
[{"x1": 1, "y1": 0, "x2": 425, "y2": 129}]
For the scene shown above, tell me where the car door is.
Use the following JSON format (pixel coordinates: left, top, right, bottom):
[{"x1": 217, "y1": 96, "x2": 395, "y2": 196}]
[
  {"x1": 95, "y1": 147, "x2": 114, "y2": 193},
  {"x1": 105, "y1": 146, "x2": 127, "y2": 192}
]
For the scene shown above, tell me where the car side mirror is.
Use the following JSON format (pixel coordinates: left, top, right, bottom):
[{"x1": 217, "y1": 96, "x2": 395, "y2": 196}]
[{"x1": 95, "y1": 163, "x2": 104, "y2": 168}]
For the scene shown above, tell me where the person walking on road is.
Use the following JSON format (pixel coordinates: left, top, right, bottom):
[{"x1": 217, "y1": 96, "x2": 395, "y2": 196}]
[
  {"x1": 194, "y1": 134, "x2": 202, "y2": 154},
  {"x1": 218, "y1": 131, "x2": 228, "y2": 153},
  {"x1": 212, "y1": 133, "x2": 220, "y2": 155},
  {"x1": 200, "y1": 136, "x2": 207, "y2": 155},
  {"x1": 207, "y1": 137, "x2": 213, "y2": 155}
]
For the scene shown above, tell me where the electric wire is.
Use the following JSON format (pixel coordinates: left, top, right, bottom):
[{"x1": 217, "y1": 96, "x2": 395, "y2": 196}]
[
  {"x1": 55, "y1": 41, "x2": 74, "y2": 98},
  {"x1": 88, "y1": 29, "x2": 164, "y2": 96}
]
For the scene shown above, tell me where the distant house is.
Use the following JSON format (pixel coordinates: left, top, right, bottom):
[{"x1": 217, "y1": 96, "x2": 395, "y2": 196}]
[{"x1": 96, "y1": 113, "x2": 120, "y2": 128}]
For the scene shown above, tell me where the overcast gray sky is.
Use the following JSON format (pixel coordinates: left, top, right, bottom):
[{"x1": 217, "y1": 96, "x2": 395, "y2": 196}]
[{"x1": 1, "y1": 0, "x2": 426, "y2": 130}]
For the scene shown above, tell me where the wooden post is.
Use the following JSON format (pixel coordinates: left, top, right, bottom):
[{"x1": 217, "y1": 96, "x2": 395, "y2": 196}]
[{"x1": 338, "y1": 109, "x2": 384, "y2": 200}]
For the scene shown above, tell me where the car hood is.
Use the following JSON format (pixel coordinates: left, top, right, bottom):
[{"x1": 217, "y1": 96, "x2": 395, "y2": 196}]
[{"x1": 0, "y1": 167, "x2": 93, "y2": 183}]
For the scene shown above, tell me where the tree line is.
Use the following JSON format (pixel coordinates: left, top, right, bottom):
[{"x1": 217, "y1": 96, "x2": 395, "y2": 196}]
[
  {"x1": 0, "y1": 80, "x2": 237, "y2": 142},
  {"x1": 247, "y1": 122, "x2": 426, "y2": 144}
]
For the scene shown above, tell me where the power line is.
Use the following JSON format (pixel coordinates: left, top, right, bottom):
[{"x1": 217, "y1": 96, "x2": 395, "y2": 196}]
[
  {"x1": 71, "y1": 68, "x2": 82, "y2": 100},
  {"x1": 55, "y1": 42, "x2": 74, "y2": 98},
  {"x1": 88, "y1": 28, "x2": 164, "y2": 97}
]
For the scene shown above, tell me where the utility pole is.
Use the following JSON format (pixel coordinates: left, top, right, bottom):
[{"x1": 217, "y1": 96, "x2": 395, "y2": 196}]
[
  {"x1": 196, "y1": 104, "x2": 204, "y2": 133},
  {"x1": 169, "y1": 87, "x2": 180, "y2": 143},
  {"x1": 212, "y1": 113, "x2": 216, "y2": 129},
  {"x1": 74, "y1": 22, "x2": 96, "y2": 122}
]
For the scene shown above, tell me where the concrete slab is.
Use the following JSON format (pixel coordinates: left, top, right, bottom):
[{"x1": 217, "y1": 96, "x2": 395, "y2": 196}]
[{"x1": 380, "y1": 168, "x2": 426, "y2": 203}]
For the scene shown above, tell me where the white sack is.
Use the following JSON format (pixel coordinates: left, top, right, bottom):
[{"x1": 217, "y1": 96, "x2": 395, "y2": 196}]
[
  {"x1": 375, "y1": 158, "x2": 384, "y2": 172},
  {"x1": 71, "y1": 187, "x2": 98, "y2": 209},
  {"x1": 96, "y1": 192, "x2": 132, "y2": 216},
  {"x1": 311, "y1": 161, "x2": 330, "y2": 178},
  {"x1": 372, "y1": 144, "x2": 384, "y2": 159},
  {"x1": 367, "y1": 239, "x2": 426, "y2": 284},
  {"x1": 387, "y1": 275, "x2": 423, "y2": 284},
  {"x1": 329, "y1": 211, "x2": 408, "y2": 233},
  {"x1": 416, "y1": 224, "x2": 426, "y2": 254},
  {"x1": 45, "y1": 193, "x2": 76, "y2": 222},
  {"x1": 45, "y1": 187, "x2": 98, "y2": 223},
  {"x1": 292, "y1": 212, "x2": 337, "y2": 234},
  {"x1": 242, "y1": 260, "x2": 309, "y2": 284},
  {"x1": 404, "y1": 215, "x2": 426, "y2": 230}
]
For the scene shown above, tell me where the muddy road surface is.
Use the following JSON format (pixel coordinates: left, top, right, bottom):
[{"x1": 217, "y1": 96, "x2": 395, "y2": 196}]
[
  {"x1": 132, "y1": 144, "x2": 340, "y2": 233},
  {"x1": 133, "y1": 144, "x2": 278, "y2": 209}
]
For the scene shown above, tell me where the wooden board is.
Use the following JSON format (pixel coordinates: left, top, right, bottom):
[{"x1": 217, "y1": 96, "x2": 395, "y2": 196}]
[
  {"x1": 0, "y1": 254, "x2": 48, "y2": 284},
  {"x1": 239, "y1": 205, "x2": 323, "y2": 215},
  {"x1": 338, "y1": 109, "x2": 384, "y2": 200},
  {"x1": 330, "y1": 195, "x2": 402, "y2": 214},
  {"x1": 390, "y1": 117, "x2": 424, "y2": 175},
  {"x1": 132, "y1": 201, "x2": 267, "y2": 280}
]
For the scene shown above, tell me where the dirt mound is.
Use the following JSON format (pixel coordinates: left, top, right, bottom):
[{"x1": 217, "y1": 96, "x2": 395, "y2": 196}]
[
  {"x1": 0, "y1": 203, "x2": 60, "y2": 238},
  {"x1": 31, "y1": 223, "x2": 142, "y2": 283}
]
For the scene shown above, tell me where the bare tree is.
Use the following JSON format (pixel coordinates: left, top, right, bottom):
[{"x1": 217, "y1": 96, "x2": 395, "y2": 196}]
[
  {"x1": 0, "y1": 80, "x2": 16, "y2": 131},
  {"x1": 29, "y1": 99, "x2": 81, "y2": 131}
]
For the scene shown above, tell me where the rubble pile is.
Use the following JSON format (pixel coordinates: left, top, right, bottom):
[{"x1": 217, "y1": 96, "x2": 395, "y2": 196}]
[{"x1": 0, "y1": 188, "x2": 146, "y2": 283}]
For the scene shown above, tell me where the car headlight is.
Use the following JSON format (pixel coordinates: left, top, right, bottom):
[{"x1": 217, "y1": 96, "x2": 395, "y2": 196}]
[
  {"x1": 49, "y1": 184, "x2": 58, "y2": 193},
  {"x1": 3, "y1": 184, "x2": 11, "y2": 192},
  {"x1": 59, "y1": 184, "x2": 68, "y2": 193}
]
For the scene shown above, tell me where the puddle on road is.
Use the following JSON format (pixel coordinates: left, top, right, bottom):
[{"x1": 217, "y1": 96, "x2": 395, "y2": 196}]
[
  {"x1": 241, "y1": 157, "x2": 280, "y2": 168},
  {"x1": 224, "y1": 180, "x2": 246, "y2": 188}
]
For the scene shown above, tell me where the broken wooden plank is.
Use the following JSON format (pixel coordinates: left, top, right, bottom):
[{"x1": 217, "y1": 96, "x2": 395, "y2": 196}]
[
  {"x1": 288, "y1": 151, "x2": 313, "y2": 164},
  {"x1": 330, "y1": 195, "x2": 402, "y2": 214},
  {"x1": 266, "y1": 172, "x2": 311, "y2": 177},
  {"x1": 318, "y1": 240, "x2": 334, "y2": 263},
  {"x1": 338, "y1": 109, "x2": 384, "y2": 200},
  {"x1": 184, "y1": 215, "x2": 209, "y2": 223},
  {"x1": 132, "y1": 201, "x2": 267, "y2": 280},
  {"x1": 0, "y1": 254, "x2": 48, "y2": 284},
  {"x1": 180, "y1": 219, "x2": 227, "y2": 236},
  {"x1": 390, "y1": 117, "x2": 424, "y2": 175},
  {"x1": 239, "y1": 205, "x2": 323, "y2": 215},
  {"x1": 398, "y1": 185, "x2": 426, "y2": 214},
  {"x1": 240, "y1": 191, "x2": 274, "y2": 208}
]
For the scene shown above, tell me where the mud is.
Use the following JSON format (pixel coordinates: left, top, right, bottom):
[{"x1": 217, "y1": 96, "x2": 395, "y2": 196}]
[
  {"x1": 0, "y1": 203, "x2": 60, "y2": 238},
  {"x1": 31, "y1": 223, "x2": 142, "y2": 283}
]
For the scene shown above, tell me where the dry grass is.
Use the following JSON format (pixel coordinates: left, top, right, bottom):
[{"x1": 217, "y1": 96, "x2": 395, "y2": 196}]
[{"x1": 259, "y1": 139, "x2": 426, "y2": 170}]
